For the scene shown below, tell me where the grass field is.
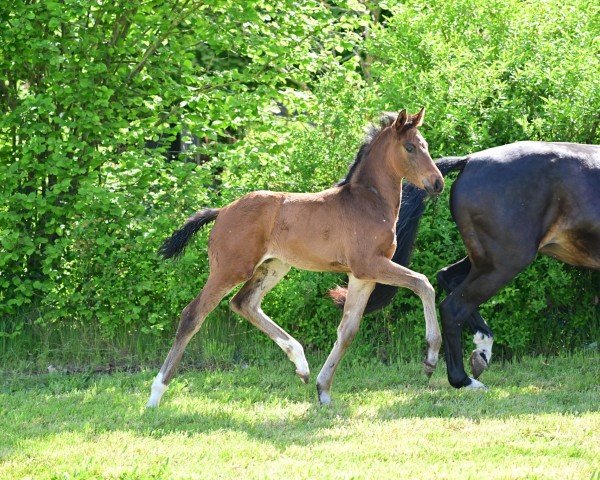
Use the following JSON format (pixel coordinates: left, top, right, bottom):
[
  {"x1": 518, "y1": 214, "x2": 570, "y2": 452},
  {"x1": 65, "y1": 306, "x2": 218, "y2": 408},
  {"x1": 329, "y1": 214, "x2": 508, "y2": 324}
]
[{"x1": 1, "y1": 354, "x2": 599, "y2": 479}]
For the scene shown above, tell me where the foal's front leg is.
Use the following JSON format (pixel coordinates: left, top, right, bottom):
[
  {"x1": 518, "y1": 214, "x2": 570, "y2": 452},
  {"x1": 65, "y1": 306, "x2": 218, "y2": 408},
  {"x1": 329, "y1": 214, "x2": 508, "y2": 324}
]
[
  {"x1": 316, "y1": 275, "x2": 375, "y2": 405},
  {"x1": 357, "y1": 257, "x2": 441, "y2": 377}
]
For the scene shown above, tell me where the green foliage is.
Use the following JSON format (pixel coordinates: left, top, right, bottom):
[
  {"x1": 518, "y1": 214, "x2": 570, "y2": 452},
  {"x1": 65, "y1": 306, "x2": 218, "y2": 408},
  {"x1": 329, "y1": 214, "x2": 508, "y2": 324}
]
[
  {"x1": 1, "y1": 0, "x2": 598, "y2": 366},
  {"x1": 0, "y1": 0, "x2": 365, "y2": 341},
  {"x1": 362, "y1": 0, "x2": 600, "y2": 358}
]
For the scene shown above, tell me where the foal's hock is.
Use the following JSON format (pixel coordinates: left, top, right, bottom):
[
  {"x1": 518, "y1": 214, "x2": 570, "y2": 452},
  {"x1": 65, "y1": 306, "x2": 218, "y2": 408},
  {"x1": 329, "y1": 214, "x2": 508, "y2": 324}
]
[{"x1": 147, "y1": 108, "x2": 444, "y2": 407}]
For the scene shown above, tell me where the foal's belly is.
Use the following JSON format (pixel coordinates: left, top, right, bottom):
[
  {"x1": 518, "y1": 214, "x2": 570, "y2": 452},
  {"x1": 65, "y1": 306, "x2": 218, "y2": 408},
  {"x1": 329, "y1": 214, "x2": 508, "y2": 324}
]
[{"x1": 266, "y1": 246, "x2": 351, "y2": 273}]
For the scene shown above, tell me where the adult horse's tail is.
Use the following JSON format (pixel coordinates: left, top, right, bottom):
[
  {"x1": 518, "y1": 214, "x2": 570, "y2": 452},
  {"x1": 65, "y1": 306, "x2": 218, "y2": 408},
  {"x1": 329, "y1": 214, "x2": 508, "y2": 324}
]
[
  {"x1": 159, "y1": 208, "x2": 220, "y2": 259},
  {"x1": 329, "y1": 156, "x2": 468, "y2": 313}
]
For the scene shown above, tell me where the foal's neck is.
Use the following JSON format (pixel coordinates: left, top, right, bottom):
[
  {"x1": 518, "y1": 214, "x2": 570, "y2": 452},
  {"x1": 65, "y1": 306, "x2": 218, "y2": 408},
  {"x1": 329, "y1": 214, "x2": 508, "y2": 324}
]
[{"x1": 349, "y1": 130, "x2": 404, "y2": 219}]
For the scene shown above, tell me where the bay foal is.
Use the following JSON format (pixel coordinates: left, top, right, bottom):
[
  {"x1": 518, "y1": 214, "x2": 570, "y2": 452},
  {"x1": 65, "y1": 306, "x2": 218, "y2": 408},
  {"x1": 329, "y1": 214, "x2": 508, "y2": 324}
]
[{"x1": 147, "y1": 108, "x2": 444, "y2": 407}]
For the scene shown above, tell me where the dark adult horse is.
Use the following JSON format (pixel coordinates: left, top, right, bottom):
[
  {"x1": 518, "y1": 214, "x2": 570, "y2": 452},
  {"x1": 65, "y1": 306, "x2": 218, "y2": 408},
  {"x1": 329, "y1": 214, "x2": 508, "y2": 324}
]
[{"x1": 331, "y1": 141, "x2": 600, "y2": 389}]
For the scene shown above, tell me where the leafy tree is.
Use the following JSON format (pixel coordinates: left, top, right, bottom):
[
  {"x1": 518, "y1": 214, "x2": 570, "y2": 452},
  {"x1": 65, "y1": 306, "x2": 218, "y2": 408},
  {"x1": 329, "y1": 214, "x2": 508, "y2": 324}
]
[{"x1": 0, "y1": 0, "x2": 368, "y2": 339}]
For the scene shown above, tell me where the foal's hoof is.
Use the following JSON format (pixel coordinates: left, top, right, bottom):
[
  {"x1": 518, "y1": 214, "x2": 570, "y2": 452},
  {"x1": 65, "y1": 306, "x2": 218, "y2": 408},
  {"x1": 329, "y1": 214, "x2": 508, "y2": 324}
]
[
  {"x1": 316, "y1": 385, "x2": 331, "y2": 405},
  {"x1": 297, "y1": 370, "x2": 310, "y2": 384},
  {"x1": 469, "y1": 350, "x2": 489, "y2": 379},
  {"x1": 423, "y1": 360, "x2": 436, "y2": 378}
]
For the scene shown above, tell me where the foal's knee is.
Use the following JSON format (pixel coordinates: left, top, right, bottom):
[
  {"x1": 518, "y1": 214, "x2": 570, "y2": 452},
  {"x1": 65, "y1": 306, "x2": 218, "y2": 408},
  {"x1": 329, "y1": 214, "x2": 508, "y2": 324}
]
[{"x1": 415, "y1": 274, "x2": 435, "y2": 301}]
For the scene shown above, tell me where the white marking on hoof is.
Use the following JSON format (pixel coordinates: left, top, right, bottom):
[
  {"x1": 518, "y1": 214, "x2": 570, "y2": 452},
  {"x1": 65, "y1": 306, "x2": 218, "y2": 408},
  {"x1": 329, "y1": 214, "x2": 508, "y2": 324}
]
[
  {"x1": 465, "y1": 377, "x2": 488, "y2": 390},
  {"x1": 473, "y1": 332, "x2": 493, "y2": 364},
  {"x1": 146, "y1": 372, "x2": 168, "y2": 408}
]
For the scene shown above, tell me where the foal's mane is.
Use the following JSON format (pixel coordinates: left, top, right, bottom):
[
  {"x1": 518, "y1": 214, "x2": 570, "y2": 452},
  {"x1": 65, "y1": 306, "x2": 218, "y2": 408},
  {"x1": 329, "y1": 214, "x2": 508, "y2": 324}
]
[{"x1": 337, "y1": 111, "x2": 417, "y2": 186}]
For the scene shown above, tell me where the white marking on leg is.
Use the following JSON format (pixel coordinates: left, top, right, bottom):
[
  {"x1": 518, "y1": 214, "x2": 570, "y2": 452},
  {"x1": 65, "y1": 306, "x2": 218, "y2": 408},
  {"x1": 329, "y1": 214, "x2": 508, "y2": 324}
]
[
  {"x1": 316, "y1": 276, "x2": 374, "y2": 404},
  {"x1": 146, "y1": 372, "x2": 168, "y2": 408},
  {"x1": 318, "y1": 388, "x2": 331, "y2": 405},
  {"x1": 465, "y1": 377, "x2": 488, "y2": 390},
  {"x1": 424, "y1": 302, "x2": 441, "y2": 365},
  {"x1": 231, "y1": 259, "x2": 311, "y2": 383},
  {"x1": 473, "y1": 331, "x2": 493, "y2": 364},
  {"x1": 416, "y1": 276, "x2": 441, "y2": 374}
]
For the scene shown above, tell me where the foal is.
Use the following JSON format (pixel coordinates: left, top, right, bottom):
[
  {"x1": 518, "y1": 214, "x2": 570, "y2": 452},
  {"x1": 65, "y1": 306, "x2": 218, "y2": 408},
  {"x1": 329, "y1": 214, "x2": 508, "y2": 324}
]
[{"x1": 147, "y1": 108, "x2": 444, "y2": 407}]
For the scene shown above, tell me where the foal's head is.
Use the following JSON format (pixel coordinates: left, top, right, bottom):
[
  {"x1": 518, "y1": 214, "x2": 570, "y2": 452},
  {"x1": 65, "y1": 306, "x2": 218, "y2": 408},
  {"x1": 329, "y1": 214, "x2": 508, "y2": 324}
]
[{"x1": 385, "y1": 108, "x2": 444, "y2": 195}]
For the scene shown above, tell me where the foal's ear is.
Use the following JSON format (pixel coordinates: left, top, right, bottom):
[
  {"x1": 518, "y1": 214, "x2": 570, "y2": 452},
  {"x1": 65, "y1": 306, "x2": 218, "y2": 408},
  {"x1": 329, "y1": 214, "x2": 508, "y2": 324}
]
[
  {"x1": 413, "y1": 107, "x2": 425, "y2": 127},
  {"x1": 392, "y1": 109, "x2": 408, "y2": 132}
]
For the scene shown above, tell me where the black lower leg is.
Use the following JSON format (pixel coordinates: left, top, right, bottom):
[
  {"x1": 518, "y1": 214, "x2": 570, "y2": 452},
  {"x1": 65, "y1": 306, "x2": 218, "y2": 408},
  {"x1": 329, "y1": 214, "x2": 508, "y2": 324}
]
[
  {"x1": 440, "y1": 297, "x2": 471, "y2": 388},
  {"x1": 465, "y1": 313, "x2": 493, "y2": 337},
  {"x1": 437, "y1": 257, "x2": 471, "y2": 293}
]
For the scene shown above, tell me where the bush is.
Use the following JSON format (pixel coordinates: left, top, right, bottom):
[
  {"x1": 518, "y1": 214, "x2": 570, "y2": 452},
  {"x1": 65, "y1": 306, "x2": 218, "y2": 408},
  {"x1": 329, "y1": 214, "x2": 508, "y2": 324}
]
[{"x1": 1, "y1": 0, "x2": 598, "y2": 367}]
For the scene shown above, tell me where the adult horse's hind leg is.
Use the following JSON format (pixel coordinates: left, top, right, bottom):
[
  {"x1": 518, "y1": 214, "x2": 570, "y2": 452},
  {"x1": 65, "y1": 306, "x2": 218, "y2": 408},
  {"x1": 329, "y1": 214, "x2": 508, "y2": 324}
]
[
  {"x1": 437, "y1": 257, "x2": 494, "y2": 379},
  {"x1": 146, "y1": 273, "x2": 242, "y2": 407},
  {"x1": 316, "y1": 275, "x2": 375, "y2": 405},
  {"x1": 230, "y1": 259, "x2": 310, "y2": 383},
  {"x1": 440, "y1": 256, "x2": 535, "y2": 389}
]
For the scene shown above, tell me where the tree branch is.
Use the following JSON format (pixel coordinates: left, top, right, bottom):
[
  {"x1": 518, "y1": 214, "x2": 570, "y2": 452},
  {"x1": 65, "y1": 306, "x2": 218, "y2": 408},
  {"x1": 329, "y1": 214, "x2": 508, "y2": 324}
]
[{"x1": 123, "y1": 0, "x2": 193, "y2": 86}]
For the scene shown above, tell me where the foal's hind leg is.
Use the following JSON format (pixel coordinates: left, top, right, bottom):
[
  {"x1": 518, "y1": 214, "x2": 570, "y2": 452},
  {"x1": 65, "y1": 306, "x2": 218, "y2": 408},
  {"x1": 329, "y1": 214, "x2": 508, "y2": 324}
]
[
  {"x1": 230, "y1": 259, "x2": 310, "y2": 383},
  {"x1": 147, "y1": 274, "x2": 240, "y2": 407},
  {"x1": 437, "y1": 257, "x2": 494, "y2": 379}
]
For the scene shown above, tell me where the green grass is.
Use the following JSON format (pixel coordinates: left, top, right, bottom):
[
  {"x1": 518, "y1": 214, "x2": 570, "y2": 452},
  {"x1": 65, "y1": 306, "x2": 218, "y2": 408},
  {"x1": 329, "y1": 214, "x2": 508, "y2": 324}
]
[{"x1": 1, "y1": 354, "x2": 599, "y2": 479}]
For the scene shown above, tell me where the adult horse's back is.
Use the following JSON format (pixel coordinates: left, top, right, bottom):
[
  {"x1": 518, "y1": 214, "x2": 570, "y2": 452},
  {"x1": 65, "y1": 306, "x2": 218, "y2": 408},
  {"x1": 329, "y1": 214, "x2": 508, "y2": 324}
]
[
  {"x1": 334, "y1": 141, "x2": 600, "y2": 389},
  {"x1": 453, "y1": 142, "x2": 600, "y2": 269}
]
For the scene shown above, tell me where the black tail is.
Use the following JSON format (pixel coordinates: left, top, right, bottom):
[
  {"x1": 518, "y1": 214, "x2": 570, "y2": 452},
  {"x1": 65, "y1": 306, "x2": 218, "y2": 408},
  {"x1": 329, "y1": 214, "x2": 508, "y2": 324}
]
[
  {"x1": 329, "y1": 156, "x2": 468, "y2": 313},
  {"x1": 159, "y1": 208, "x2": 220, "y2": 259},
  {"x1": 434, "y1": 156, "x2": 468, "y2": 176}
]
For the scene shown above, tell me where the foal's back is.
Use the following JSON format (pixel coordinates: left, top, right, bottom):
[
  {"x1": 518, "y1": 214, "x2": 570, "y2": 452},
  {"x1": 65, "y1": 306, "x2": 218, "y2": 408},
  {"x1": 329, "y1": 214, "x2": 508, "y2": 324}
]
[
  {"x1": 450, "y1": 141, "x2": 600, "y2": 269},
  {"x1": 208, "y1": 183, "x2": 396, "y2": 274}
]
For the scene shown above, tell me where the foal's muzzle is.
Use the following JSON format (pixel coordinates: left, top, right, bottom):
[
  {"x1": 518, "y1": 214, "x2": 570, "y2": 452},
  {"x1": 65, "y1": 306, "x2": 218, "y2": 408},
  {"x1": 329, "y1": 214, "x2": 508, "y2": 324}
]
[{"x1": 423, "y1": 177, "x2": 444, "y2": 196}]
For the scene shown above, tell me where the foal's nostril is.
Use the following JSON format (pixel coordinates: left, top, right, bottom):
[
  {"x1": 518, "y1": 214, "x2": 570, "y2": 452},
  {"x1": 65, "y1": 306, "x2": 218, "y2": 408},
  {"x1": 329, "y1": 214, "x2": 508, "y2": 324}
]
[{"x1": 434, "y1": 178, "x2": 444, "y2": 193}]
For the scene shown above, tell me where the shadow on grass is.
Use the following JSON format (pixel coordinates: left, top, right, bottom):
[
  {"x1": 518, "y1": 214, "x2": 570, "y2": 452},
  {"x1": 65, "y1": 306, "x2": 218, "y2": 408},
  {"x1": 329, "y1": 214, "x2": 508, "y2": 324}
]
[{"x1": 1, "y1": 354, "x2": 598, "y2": 456}]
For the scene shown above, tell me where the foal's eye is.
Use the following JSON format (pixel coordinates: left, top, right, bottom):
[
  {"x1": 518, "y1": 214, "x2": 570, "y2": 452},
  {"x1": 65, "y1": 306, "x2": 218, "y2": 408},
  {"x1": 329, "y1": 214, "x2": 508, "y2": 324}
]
[{"x1": 404, "y1": 143, "x2": 415, "y2": 153}]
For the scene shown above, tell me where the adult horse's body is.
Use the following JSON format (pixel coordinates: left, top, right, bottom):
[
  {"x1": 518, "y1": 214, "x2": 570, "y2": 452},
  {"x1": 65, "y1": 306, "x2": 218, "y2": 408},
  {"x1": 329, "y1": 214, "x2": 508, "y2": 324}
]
[
  {"x1": 332, "y1": 141, "x2": 600, "y2": 389},
  {"x1": 147, "y1": 109, "x2": 445, "y2": 407}
]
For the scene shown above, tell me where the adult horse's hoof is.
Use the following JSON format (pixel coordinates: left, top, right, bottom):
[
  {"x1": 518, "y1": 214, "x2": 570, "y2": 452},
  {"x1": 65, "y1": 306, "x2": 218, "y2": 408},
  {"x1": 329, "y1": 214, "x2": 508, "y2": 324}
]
[{"x1": 469, "y1": 349, "x2": 489, "y2": 379}]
